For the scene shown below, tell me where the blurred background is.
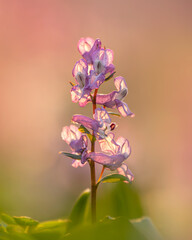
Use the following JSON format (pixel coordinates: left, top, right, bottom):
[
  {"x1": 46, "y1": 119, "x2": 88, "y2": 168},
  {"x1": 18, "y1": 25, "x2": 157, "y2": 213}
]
[{"x1": 0, "y1": 0, "x2": 192, "y2": 239}]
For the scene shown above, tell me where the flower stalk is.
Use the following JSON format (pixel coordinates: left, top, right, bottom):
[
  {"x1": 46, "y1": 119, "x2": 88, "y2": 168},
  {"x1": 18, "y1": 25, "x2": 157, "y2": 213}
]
[{"x1": 89, "y1": 89, "x2": 98, "y2": 223}]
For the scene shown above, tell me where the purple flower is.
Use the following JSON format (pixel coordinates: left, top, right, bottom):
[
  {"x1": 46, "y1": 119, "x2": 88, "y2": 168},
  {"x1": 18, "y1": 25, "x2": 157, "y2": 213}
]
[
  {"x1": 72, "y1": 107, "x2": 116, "y2": 138},
  {"x1": 61, "y1": 125, "x2": 88, "y2": 167},
  {"x1": 86, "y1": 133, "x2": 131, "y2": 172},
  {"x1": 78, "y1": 37, "x2": 101, "y2": 64},
  {"x1": 96, "y1": 76, "x2": 134, "y2": 117},
  {"x1": 71, "y1": 59, "x2": 105, "y2": 107},
  {"x1": 92, "y1": 48, "x2": 115, "y2": 75}
]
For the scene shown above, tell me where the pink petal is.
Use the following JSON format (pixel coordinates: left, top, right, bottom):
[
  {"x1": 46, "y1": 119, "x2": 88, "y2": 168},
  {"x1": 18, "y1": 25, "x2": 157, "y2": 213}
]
[
  {"x1": 72, "y1": 59, "x2": 88, "y2": 78},
  {"x1": 72, "y1": 159, "x2": 87, "y2": 168},
  {"x1": 61, "y1": 125, "x2": 81, "y2": 144},
  {"x1": 114, "y1": 100, "x2": 134, "y2": 117},
  {"x1": 117, "y1": 163, "x2": 134, "y2": 182},
  {"x1": 78, "y1": 37, "x2": 95, "y2": 55},
  {"x1": 114, "y1": 76, "x2": 127, "y2": 92},
  {"x1": 94, "y1": 107, "x2": 111, "y2": 126},
  {"x1": 92, "y1": 48, "x2": 114, "y2": 66},
  {"x1": 78, "y1": 38, "x2": 101, "y2": 64},
  {"x1": 116, "y1": 137, "x2": 131, "y2": 158},
  {"x1": 99, "y1": 133, "x2": 120, "y2": 155},
  {"x1": 78, "y1": 87, "x2": 92, "y2": 107},
  {"x1": 71, "y1": 85, "x2": 82, "y2": 103}
]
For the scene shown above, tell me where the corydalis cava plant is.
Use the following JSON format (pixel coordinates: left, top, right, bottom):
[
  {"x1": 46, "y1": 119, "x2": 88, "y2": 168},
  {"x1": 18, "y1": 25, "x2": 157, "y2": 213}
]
[{"x1": 60, "y1": 37, "x2": 134, "y2": 223}]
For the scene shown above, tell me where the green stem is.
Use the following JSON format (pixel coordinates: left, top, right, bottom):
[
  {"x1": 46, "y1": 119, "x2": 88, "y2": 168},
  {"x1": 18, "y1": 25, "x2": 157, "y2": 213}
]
[{"x1": 89, "y1": 89, "x2": 98, "y2": 223}]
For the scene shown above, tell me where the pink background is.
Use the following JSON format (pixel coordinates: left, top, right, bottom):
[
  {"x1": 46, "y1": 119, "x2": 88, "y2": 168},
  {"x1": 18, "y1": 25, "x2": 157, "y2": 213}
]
[{"x1": 0, "y1": 1, "x2": 192, "y2": 239}]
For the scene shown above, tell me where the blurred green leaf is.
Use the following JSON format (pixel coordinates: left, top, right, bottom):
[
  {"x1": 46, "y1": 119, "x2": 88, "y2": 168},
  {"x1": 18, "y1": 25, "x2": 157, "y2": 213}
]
[
  {"x1": 97, "y1": 174, "x2": 130, "y2": 186},
  {"x1": 130, "y1": 217, "x2": 163, "y2": 240},
  {"x1": 97, "y1": 183, "x2": 144, "y2": 220},
  {"x1": 70, "y1": 188, "x2": 90, "y2": 228},
  {"x1": 59, "y1": 152, "x2": 81, "y2": 160},
  {"x1": 32, "y1": 230, "x2": 62, "y2": 240},
  {"x1": 35, "y1": 219, "x2": 69, "y2": 231},
  {"x1": 78, "y1": 125, "x2": 96, "y2": 142},
  {"x1": 66, "y1": 216, "x2": 146, "y2": 240},
  {"x1": 0, "y1": 232, "x2": 34, "y2": 240},
  {"x1": 0, "y1": 213, "x2": 16, "y2": 225},
  {"x1": 32, "y1": 219, "x2": 69, "y2": 240},
  {"x1": 13, "y1": 216, "x2": 38, "y2": 227},
  {"x1": 0, "y1": 225, "x2": 6, "y2": 233},
  {"x1": 6, "y1": 225, "x2": 24, "y2": 233}
]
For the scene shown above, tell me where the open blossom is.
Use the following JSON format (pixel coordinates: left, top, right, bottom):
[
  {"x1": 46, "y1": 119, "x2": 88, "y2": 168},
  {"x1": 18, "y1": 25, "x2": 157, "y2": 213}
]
[
  {"x1": 85, "y1": 133, "x2": 133, "y2": 181},
  {"x1": 61, "y1": 125, "x2": 88, "y2": 167},
  {"x1": 72, "y1": 107, "x2": 116, "y2": 139},
  {"x1": 71, "y1": 37, "x2": 116, "y2": 108},
  {"x1": 96, "y1": 76, "x2": 134, "y2": 117},
  {"x1": 71, "y1": 59, "x2": 105, "y2": 107},
  {"x1": 78, "y1": 37, "x2": 101, "y2": 64},
  {"x1": 92, "y1": 48, "x2": 115, "y2": 75}
]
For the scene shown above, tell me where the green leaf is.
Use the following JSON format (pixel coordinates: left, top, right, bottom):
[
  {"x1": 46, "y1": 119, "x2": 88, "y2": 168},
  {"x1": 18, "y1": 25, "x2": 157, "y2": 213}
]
[
  {"x1": 13, "y1": 216, "x2": 38, "y2": 227},
  {"x1": 70, "y1": 188, "x2": 90, "y2": 227},
  {"x1": 105, "y1": 71, "x2": 116, "y2": 81},
  {"x1": 35, "y1": 219, "x2": 69, "y2": 231},
  {"x1": 107, "y1": 112, "x2": 121, "y2": 117},
  {"x1": 59, "y1": 152, "x2": 81, "y2": 160},
  {"x1": 97, "y1": 174, "x2": 130, "y2": 186},
  {"x1": 130, "y1": 217, "x2": 163, "y2": 240},
  {"x1": 78, "y1": 125, "x2": 96, "y2": 142},
  {"x1": 0, "y1": 213, "x2": 16, "y2": 225}
]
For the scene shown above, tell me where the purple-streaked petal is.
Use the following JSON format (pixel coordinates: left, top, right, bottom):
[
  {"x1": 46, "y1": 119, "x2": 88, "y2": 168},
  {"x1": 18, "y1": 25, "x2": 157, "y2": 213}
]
[
  {"x1": 71, "y1": 85, "x2": 82, "y2": 103},
  {"x1": 117, "y1": 163, "x2": 134, "y2": 182},
  {"x1": 92, "y1": 48, "x2": 114, "y2": 66},
  {"x1": 88, "y1": 152, "x2": 126, "y2": 171},
  {"x1": 78, "y1": 38, "x2": 95, "y2": 56},
  {"x1": 94, "y1": 107, "x2": 111, "y2": 126},
  {"x1": 116, "y1": 137, "x2": 131, "y2": 158},
  {"x1": 96, "y1": 91, "x2": 117, "y2": 107},
  {"x1": 78, "y1": 87, "x2": 92, "y2": 107},
  {"x1": 72, "y1": 114, "x2": 100, "y2": 131},
  {"x1": 105, "y1": 64, "x2": 115, "y2": 74},
  {"x1": 114, "y1": 76, "x2": 127, "y2": 92},
  {"x1": 114, "y1": 100, "x2": 134, "y2": 117},
  {"x1": 99, "y1": 133, "x2": 120, "y2": 155},
  {"x1": 89, "y1": 39, "x2": 102, "y2": 56},
  {"x1": 72, "y1": 59, "x2": 88, "y2": 78},
  {"x1": 92, "y1": 48, "x2": 114, "y2": 74},
  {"x1": 89, "y1": 72, "x2": 105, "y2": 89},
  {"x1": 78, "y1": 38, "x2": 101, "y2": 64}
]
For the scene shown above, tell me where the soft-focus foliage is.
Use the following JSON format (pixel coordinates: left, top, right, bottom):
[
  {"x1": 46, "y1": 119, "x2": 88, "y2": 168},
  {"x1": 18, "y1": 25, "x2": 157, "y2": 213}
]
[{"x1": 0, "y1": 185, "x2": 163, "y2": 240}]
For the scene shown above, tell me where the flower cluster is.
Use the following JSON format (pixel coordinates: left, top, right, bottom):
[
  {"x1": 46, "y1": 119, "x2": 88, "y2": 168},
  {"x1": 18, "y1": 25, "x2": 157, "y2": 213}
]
[{"x1": 61, "y1": 37, "x2": 134, "y2": 182}]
